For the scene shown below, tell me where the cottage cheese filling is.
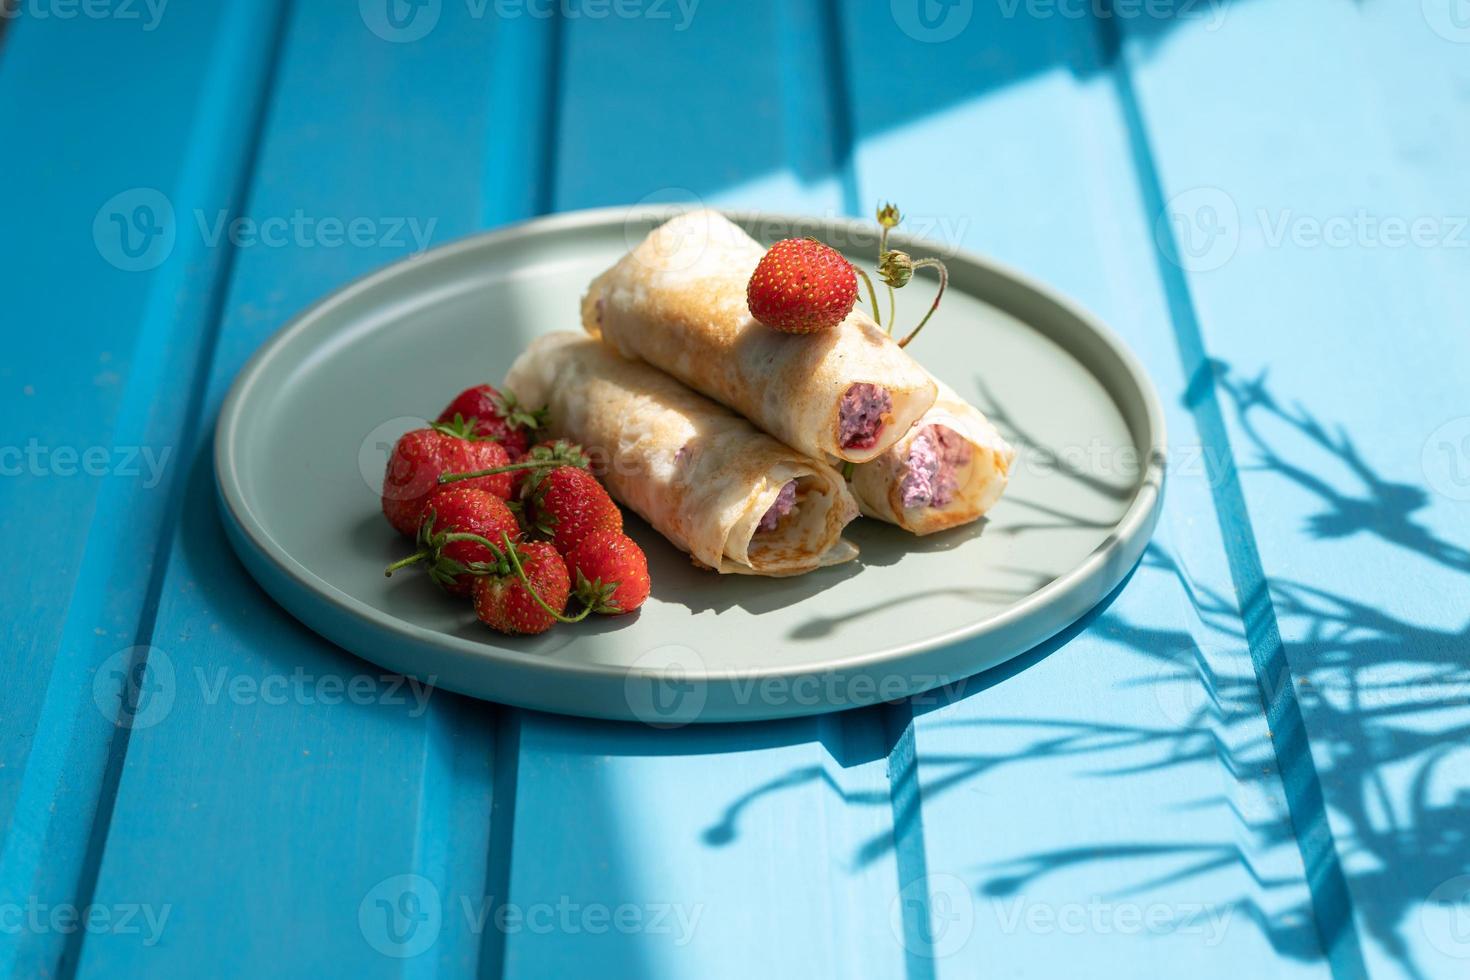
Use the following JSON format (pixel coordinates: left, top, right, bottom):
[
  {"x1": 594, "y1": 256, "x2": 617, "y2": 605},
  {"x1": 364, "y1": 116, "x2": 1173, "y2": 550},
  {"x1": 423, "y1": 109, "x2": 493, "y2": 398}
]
[
  {"x1": 757, "y1": 480, "x2": 798, "y2": 532},
  {"x1": 838, "y1": 383, "x2": 892, "y2": 451},
  {"x1": 899, "y1": 426, "x2": 972, "y2": 509}
]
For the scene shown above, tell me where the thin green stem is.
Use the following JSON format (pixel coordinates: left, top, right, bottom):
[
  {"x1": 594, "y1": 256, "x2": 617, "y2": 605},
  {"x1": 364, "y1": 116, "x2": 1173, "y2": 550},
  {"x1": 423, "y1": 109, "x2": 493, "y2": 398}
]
[
  {"x1": 384, "y1": 532, "x2": 503, "y2": 577},
  {"x1": 500, "y1": 533, "x2": 593, "y2": 624},
  {"x1": 885, "y1": 284, "x2": 896, "y2": 336},
  {"x1": 439, "y1": 460, "x2": 551, "y2": 485},
  {"x1": 854, "y1": 267, "x2": 882, "y2": 329},
  {"x1": 384, "y1": 552, "x2": 426, "y2": 576},
  {"x1": 444, "y1": 532, "x2": 501, "y2": 550},
  {"x1": 897, "y1": 259, "x2": 948, "y2": 349}
]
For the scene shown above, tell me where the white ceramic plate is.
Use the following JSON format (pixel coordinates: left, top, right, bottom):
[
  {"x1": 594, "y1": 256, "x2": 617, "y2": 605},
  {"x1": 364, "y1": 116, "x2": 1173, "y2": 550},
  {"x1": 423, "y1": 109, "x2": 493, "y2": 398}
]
[{"x1": 215, "y1": 208, "x2": 1165, "y2": 723}]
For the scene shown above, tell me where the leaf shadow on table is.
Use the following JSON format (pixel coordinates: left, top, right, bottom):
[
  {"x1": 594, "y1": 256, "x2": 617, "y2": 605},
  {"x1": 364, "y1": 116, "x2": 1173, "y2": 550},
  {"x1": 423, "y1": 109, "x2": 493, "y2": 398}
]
[
  {"x1": 701, "y1": 365, "x2": 1470, "y2": 978},
  {"x1": 981, "y1": 368, "x2": 1470, "y2": 976}
]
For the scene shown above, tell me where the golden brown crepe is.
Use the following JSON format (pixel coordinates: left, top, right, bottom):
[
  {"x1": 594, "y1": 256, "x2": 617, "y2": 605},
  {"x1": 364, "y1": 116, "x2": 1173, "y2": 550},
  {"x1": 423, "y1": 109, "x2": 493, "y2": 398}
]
[
  {"x1": 505, "y1": 333, "x2": 860, "y2": 576},
  {"x1": 581, "y1": 209, "x2": 938, "y2": 464},
  {"x1": 850, "y1": 380, "x2": 1015, "y2": 535}
]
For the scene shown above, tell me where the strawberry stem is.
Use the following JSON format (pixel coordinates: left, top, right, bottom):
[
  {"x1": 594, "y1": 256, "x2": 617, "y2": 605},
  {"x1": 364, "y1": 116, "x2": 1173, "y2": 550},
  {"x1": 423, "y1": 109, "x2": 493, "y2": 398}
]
[
  {"x1": 854, "y1": 267, "x2": 882, "y2": 329},
  {"x1": 384, "y1": 552, "x2": 426, "y2": 576},
  {"x1": 384, "y1": 532, "x2": 503, "y2": 578},
  {"x1": 499, "y1": 532, "x2": 592, "y2": 624},
  {"x1": 438, "y1": 460, "x2": 554, "y2": 485},
  {"x1": 896, "y1": 258, "x2": 948, "y2": 349},
  {"x1": 878, "y1": 219, "x2": 897, "y2": 335}
]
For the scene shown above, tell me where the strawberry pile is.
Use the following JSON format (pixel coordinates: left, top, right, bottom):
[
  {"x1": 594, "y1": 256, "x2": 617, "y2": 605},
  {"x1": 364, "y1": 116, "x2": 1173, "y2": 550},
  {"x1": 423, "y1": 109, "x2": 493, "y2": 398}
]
[{"x1": 381, "y1": 384, "x2": 650, "y2": 635}]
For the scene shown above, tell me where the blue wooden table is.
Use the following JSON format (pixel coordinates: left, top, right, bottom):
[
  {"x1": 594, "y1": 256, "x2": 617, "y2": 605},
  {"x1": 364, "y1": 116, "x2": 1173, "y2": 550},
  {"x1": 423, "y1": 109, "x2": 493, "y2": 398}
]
[{"x1": 3, "y1": 1, "x2": 1468, "y2": 976}]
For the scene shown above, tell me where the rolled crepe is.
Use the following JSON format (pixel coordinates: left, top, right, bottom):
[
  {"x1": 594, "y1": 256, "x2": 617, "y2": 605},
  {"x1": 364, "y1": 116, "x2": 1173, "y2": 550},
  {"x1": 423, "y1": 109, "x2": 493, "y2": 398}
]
[
  {"x1": 505, "y1": 333, "x2": 860, "y2": 576},
  {"x1": 850, "y1": 380, "x2": 1015, "y2": 536},
  {"x1": 581, "y1": 209, "x2": 938, "y2": 464}
]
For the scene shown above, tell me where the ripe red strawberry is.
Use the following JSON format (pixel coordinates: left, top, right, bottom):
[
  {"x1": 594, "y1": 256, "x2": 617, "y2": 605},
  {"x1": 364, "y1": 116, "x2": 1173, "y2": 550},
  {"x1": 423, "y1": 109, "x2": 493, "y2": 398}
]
[
  {"x1": 437, "y1": 385, "x2": 546, "y2": 458},
  {"x1": 523, "y1": 465, "x2": 623, "y2": 555},
  {"x1": 384, "y1": 487, "x2": 520, "y2": 597},
  {"x1": 382, "y1": 419, "x2": 513, "y2": 536},
  {"x1": 566, "y1": 530, "x2": 651, "y2": 615},
  {"x1": 472, "y1": 540, "x2": 572, "y2": 636},
  {"x1": 446, "y1": 438, "x2": 515, "y2": 502},
  {"x1": 747, "y1": 238, "x2": 858, "y2": 334}
]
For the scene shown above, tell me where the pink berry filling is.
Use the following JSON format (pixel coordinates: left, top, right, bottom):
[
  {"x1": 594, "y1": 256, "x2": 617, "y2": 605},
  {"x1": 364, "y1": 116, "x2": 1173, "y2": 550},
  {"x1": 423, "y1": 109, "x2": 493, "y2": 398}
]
[
  {"x1": 838, "y1": 383, "x2": 892, "y2": 451},
  {"x1": 900, "y1": 426, "x2": 973, "y2": 509},
  {"x1": 757, "y1": 480, "x2": 798, "y2": 533}
]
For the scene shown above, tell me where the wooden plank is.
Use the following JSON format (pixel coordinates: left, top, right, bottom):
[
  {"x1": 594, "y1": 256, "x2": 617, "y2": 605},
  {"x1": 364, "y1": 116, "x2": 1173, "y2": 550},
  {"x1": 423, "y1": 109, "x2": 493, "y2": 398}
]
[
  {"x1": 496, "y1": 3, "x2": 905, "y2": 976},
  {"x1": 1117, "y1": 2, "x2": 1470, "y2": 976},
  {"x1": 47, "y1": 2, "x2": 906, "y2": 977},
  {"x1": 835, "y1": 3, "x2": 1336, "y2": 976},
  {"x1": 72, "y1": 1, "x2": 528, "y2": 975},
  {"x1": 0, "y1": 5, "x2": 290, "y2": 977}
]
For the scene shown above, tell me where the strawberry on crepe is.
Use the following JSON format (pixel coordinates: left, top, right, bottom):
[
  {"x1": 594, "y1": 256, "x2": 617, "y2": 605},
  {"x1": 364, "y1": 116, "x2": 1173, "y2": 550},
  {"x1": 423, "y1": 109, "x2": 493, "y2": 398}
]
[{"x1": 580, "y1": 210, "x2": 937, "y2": 464}]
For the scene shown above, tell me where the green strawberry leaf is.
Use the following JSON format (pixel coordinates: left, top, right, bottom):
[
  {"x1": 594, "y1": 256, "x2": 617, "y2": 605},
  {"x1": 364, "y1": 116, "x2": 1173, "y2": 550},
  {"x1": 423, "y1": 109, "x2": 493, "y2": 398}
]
[
  {"x1": 491, "y1": 392, "x2": 551, "y2": 432},
  {"x1": 431, "y1": 413, "x2": 499, "y2": 443},
  {"x1": 573, "y1": 569, "x2": 622, "y2": 614},
  {"x1": 521, "y1": 440, "x2": 590, "y2": 473}
]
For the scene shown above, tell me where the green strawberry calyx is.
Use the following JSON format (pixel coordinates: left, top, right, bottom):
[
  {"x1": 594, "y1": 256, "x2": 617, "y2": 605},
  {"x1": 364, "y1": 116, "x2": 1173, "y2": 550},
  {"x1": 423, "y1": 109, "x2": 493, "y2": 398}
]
[
  {"x1": 573, "y1": 569, "x2": 624, "y2": 615},
  {"x1": 430, "y1": 414, "x2": 497, "y2": 442},
  {"x1": 491, "y1": 392, "x2": 550, "y2": 433}
]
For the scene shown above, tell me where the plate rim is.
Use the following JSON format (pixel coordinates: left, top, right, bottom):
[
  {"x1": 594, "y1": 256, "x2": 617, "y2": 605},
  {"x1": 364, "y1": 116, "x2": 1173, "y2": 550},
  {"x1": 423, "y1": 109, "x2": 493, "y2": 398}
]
[{"x1": 213, "y1": 206, "x2": 1166, "y2": 711}]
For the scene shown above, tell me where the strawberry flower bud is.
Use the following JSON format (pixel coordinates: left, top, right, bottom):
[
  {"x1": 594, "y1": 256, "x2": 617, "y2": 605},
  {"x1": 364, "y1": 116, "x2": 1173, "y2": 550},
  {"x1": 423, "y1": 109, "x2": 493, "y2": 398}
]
[{"x1": 880, "y1": 249, "x2": 914, "y2": 289}]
